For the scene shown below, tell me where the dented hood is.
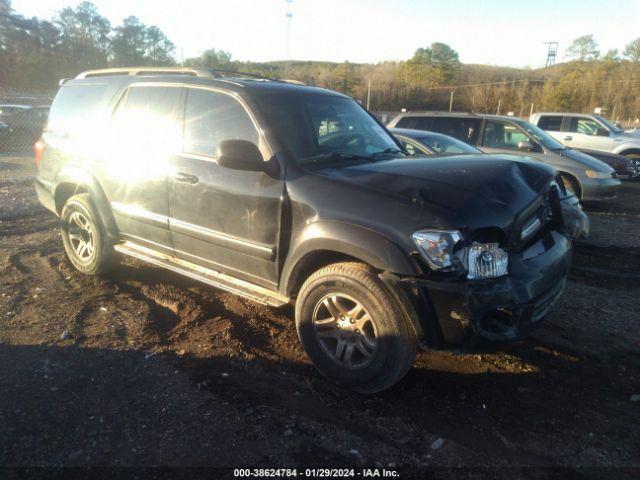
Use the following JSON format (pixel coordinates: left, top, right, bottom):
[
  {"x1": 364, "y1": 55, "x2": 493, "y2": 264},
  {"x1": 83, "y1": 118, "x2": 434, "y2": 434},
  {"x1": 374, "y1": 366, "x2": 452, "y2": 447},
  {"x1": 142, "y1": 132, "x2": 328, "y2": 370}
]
[{"x1": 321, "y1": 154, "x2": 556, "y2": 231}]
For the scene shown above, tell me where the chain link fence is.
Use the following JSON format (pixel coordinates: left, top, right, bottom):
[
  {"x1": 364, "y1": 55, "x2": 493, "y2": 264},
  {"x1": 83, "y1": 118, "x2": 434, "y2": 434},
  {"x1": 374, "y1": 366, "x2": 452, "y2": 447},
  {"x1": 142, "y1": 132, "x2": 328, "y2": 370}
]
[{"x1": 0, "y1": 88, "x2": 56, "y2": 155}]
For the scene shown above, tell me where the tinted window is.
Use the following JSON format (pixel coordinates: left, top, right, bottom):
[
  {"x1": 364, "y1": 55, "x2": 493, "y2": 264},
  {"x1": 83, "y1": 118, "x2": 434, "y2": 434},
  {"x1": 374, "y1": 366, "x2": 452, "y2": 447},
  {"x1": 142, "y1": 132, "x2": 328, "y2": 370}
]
[
  {"x1": 48, "y1": 83, "x2": 108, "y2": 134},
  {"x1": 482, "y1": 120, "x2": 529, "y2": 149},
  {"x1": 413, "y1": 117, "x2": 433, "y2": 130},
  {"x1": 113, "y1": 86, "x2": 181, "y2": 140},
  {"x1": 538, "y1": 115, "x2": 563, "y2": 131},
  {"x1": 427, "y1": 117, "x2": 480, "y2": 145},
  {"x1": 111, "y1": 86, "x2": 182, "y2": 164},
  {"x1": 184, "y1": 89, "x2": 258, "y2": 157},
  {"x1": 396, "y1": 117, "x2": 416, "y2": 128}
]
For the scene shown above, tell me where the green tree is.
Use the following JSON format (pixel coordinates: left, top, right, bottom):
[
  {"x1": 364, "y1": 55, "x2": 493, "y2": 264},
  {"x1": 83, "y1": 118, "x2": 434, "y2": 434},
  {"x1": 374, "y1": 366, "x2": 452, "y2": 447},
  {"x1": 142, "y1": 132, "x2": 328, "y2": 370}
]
[
  {"x1": 54, "y1": 1, "x2": 111, "y2": 71},
  {"x1": 111, "y1": 16, "x2": 146, "y2": 66},
  {"x1": 144, "y1": 25, "x2": 175, "y2": 65},
  {"x1": 623, "y1": 38, "x2": 640, "y2": 62},
  {"x1": 111, "y1": 17, "x2": 175, "y2": 67},
  {"x1": 335, "y1": 61, "x2": 360, "y2": 97},
  {"x1": 186, "y1": 48, "x2": 233, "y2": 70},
  {"x1": 565, "y1": 34, "x2": 600, "y2": 61}
]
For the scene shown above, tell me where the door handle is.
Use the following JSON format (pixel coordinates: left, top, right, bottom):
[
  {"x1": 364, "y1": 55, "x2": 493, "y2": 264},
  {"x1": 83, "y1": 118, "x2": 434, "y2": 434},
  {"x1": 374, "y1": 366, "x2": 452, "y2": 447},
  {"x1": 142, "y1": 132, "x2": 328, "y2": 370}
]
[
  {"x1": 174, "y1": 172, "x2": 199, "y2": 184},
  {"x1": 564, "y1": 135, "x2": 573, "y2": 141}
]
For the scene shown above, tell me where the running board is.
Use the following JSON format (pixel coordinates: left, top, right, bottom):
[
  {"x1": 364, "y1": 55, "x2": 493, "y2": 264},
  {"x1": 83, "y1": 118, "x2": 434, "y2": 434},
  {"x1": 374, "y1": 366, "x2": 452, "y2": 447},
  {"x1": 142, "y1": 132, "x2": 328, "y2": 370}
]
[{"x1": 114, "y1": 242, "x2": 289, "y2": 307}]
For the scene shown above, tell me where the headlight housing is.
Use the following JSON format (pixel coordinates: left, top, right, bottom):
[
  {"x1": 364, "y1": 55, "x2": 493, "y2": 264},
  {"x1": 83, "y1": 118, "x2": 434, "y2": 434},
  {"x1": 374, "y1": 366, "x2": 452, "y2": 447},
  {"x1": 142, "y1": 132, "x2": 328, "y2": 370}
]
[
  {"x1": 411, "y1": 230, "x2": 462, "y2": 270},
  {"x1": 412, "y1": 230, "x2": 509, "y2": 279},
  {"x1": 467, "y1": 242, "x2": 509, "y2": 279},
  {"x1": 585, "y1": 169, "x2": 612, "y2": 179}
]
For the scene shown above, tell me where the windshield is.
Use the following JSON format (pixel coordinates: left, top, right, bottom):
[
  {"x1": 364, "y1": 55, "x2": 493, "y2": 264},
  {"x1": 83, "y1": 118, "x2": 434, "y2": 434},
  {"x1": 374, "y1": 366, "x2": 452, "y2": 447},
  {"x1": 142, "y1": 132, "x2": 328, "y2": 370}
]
[
  {"x1": 419, "y1": 133, "x2": 479, "y2": 154},
  {"x1": 254, "y1": 92, "x2": 401, "y2": 166},
  {"x1": 595, "y1": 115, "x2": 623, "y2": 134},
  {"x1": 514, "y1": 119, "x2": 566, "y2": 150}
]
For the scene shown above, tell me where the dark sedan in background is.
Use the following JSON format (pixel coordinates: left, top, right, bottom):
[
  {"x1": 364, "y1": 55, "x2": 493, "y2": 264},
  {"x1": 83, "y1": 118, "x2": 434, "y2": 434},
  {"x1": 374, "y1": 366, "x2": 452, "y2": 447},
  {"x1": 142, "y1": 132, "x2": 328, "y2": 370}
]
[
  {"x1": 390, "y1": 128, "x2": 482, "y2": 155},
  {"x1": 576, "y1": 148, "x2": 639, "y2": 180},
  {"x1": 0, "y1": 105, "x2": 50, "y2": 151}
]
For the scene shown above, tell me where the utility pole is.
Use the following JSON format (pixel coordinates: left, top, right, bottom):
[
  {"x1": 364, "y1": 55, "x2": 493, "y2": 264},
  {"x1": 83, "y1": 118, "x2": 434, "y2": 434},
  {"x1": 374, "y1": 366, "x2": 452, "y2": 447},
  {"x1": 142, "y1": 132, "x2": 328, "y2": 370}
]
[
  {"x1": 496, "y1": 98, "x2": 502, "y2": 115},
  {"x1": 366, "y1": 79, "x2": 371, "y2": 110},
  {"x1": 544, "y1": 41, "x2": 558, "y2": 68},
  {"x1": 284, "y1": 0, "x2": 293, "y2": 78},
  {"x1": 449, "y1": 91, "x2": 454, "y2": 112}
]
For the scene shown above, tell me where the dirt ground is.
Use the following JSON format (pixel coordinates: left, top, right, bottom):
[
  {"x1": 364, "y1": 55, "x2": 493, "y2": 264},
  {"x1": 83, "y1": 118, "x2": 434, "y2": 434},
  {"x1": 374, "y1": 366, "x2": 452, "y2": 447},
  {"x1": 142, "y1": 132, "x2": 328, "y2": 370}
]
[{"x1": 1, "y1": 154, "x2": 639, "y2": 478}]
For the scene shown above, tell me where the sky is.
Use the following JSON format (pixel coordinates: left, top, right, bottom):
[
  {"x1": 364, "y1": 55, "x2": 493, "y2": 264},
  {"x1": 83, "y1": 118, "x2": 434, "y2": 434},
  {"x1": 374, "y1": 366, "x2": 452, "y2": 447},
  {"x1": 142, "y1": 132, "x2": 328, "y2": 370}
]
[{"x1": 11, "y1": 0, "x2": 640, "y2": 68}]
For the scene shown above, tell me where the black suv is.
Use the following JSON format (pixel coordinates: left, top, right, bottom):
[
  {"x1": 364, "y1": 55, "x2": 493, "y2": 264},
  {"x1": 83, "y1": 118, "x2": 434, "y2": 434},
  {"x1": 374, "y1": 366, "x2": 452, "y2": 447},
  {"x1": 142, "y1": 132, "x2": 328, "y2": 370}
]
[{"x1": 35, "y1": 67, "x2": 588, "y2": 392}]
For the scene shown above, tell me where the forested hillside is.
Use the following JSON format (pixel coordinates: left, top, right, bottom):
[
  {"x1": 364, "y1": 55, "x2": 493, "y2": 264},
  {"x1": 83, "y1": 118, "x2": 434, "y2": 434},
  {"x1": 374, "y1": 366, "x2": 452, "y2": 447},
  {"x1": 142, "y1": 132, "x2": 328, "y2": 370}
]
[{"x1": 1, "y1": 1, "x2": 639, "y2": 120}]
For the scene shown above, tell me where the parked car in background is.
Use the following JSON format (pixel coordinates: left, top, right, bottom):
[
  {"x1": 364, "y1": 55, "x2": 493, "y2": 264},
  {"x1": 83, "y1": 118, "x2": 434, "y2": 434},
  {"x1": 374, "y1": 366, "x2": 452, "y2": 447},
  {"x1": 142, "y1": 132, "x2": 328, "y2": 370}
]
[
  {"x1": 34, "y1": 67, "x2": 589, "y2": 392},
  {"x1": 387, "y1": 112, "x2": 620, "y2": 201},
  {"x1": 577, "y1": 148, "x2": 639, "y2": 179},
  {"x1": 0, "y1": 106, "x2": 50, "y2": 148},
  {"x1": 530, "y1": 112, "x2": 640, "y2": 179},
  {"x1": 390, "y1": 128, "x2": 482, "y2": 155},
  {"x1": 0, "y1": 104, "x2": 31, "y2": 121}
]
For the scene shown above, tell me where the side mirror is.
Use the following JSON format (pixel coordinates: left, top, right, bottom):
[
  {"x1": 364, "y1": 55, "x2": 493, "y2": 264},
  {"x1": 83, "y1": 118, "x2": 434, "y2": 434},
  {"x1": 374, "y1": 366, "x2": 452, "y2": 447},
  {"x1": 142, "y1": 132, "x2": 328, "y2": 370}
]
[
  {"x1": 216, "y1": 139, "x2": 264, "y2": 171},
  {"x1": 596, "y1": 127, "x2": 609, "y2": 137},
  {"x1": 517, "y1": 141, "x2": 535, "y2": 151}
]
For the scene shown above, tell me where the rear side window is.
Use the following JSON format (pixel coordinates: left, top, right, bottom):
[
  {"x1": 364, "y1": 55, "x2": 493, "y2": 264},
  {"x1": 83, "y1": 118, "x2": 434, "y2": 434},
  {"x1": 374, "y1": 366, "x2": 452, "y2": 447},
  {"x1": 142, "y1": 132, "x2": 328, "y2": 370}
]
[
  {"x1": 429, "y1": 117, "x2": 480, "y2": 145},
  {"x1": 396, "y1": 117, "x2": 417, "y2": 128},
  {"x1": 537, "y1": 115, "x2": 563, "y2": 131},
  {"x1": 47, "y1": 83, "x2": 108, "y2": 135},
  {"x1": 183, "y1": 88, "x2": 258, "y2": 157},
  {"x1": 110, "y1": 85, "x2": 182, "y2": 164},
  {"x1": 482, "y1": 120, "x2": 529, "y2": 149},
  {"x1": 567, "y1": 117, "x2": 600, "y2": 135}
]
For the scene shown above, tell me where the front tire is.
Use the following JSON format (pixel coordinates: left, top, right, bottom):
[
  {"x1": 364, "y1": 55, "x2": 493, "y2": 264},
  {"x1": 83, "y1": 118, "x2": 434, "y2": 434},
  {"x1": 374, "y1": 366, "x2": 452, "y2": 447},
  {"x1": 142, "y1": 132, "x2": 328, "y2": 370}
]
[
  {"x1": 295, "y1": 262, "x2": 418, "y2": 393},
  {"x1": 61, "y1": 193, "x2": 116, "y2": 275}
]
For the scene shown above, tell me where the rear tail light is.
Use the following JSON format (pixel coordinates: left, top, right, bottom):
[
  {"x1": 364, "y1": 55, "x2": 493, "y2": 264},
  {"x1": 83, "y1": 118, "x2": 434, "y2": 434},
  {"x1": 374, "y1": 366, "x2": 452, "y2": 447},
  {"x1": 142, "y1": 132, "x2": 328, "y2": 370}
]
[{"x1": 34, "y1": 139, "x2": 45, "y2": 167}]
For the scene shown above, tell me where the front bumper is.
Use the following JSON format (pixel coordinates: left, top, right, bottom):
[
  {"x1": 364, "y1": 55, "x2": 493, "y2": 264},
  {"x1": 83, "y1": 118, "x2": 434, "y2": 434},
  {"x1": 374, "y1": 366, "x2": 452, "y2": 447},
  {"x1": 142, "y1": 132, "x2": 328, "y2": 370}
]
[
  {"x1": 401, "y1": 231, "x2": 572, "y2": 346},
  {"x1": 579, "y1": 176, "x2": 620, "y2": 202}
]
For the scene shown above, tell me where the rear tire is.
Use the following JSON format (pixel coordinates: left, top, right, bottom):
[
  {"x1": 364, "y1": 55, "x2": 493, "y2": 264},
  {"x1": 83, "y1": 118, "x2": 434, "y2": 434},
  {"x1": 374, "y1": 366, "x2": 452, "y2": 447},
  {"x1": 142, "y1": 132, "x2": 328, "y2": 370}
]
[
  {"x1": 295, "y1": 262, "x2": 418, "y2": 393},
  {"x1": 61, "y1": 193, "x2": 116, "y2": 275}
]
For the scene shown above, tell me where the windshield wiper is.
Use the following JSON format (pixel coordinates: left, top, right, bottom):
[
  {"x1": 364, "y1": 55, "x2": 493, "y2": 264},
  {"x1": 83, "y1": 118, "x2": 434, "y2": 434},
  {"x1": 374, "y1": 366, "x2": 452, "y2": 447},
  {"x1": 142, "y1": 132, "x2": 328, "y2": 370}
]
[
  {"x1": 300, "y1": 151, "x2": 380, "y2": 165},
  {"x1": 371, "y1": 147, "x2": 406, "y2": 157}
]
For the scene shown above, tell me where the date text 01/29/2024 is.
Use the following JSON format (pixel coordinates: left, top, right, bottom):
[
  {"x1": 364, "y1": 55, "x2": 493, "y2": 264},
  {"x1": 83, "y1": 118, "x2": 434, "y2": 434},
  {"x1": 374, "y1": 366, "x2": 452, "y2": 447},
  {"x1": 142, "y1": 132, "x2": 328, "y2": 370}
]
[{"x1": 233, "y1": 468, "x2": 400, "y2": 477}]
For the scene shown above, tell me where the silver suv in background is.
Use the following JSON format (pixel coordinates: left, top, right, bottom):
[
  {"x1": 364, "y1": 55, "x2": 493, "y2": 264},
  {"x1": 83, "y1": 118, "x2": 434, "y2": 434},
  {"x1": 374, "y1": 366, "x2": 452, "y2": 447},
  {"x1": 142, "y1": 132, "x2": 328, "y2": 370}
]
[
  {"x1": 387, "y1": 112, "x2": 620, "y2": 201},
  {"x1": 530, "y1": 112, "x2": 640, "y2": 174}
]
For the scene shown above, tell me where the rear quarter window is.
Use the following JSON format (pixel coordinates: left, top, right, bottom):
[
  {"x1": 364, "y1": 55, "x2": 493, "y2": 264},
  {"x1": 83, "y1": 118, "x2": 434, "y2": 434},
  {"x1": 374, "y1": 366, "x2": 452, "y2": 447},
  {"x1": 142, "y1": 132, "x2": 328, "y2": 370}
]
[
  {"x1": 47, "y1": 83, "x2": 109, "y2": 135},
  {"x1": 538, "y1": 115, "x2": 563, "y2": 131}
]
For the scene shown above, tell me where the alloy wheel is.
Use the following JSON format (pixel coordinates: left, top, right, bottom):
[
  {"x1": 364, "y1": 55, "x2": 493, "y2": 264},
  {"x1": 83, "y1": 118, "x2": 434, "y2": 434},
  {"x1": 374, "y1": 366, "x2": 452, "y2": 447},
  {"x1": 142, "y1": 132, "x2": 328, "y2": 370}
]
[
  {"x1": 312, "y1": 293, "x2": 378, "y2": 369},
  {"x1": 67, "y1": 211, "x2": 95, "y2": 263}
]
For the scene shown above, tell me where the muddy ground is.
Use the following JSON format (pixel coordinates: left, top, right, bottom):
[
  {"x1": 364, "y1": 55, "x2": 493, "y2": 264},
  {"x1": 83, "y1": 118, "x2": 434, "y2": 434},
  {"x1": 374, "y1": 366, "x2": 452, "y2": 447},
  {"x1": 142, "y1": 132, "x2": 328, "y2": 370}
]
[{"x1": 0, "y1": 154, "x2": 639, "y2": 478}]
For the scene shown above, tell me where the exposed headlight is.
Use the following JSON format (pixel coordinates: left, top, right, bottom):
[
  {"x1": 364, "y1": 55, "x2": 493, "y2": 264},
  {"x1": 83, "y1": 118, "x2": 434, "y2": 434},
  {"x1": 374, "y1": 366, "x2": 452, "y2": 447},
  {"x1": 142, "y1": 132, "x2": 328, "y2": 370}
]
[
  {"x1": 467, "y1": 242, "x2": 509, "y2": 280},
  {"x1": 411, "y1": 230, "x2": 462, "y2": 270},
  {"x1": 585, "y1": 170, "x2": 612, "y2": 179}
]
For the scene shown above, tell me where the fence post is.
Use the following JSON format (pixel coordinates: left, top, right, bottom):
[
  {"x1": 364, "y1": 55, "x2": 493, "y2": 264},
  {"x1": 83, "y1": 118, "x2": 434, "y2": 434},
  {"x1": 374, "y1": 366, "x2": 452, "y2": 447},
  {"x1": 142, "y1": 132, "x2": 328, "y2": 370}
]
[
  {"x1": 497, "y1": 99, "x2": 501, "y2": 115},
  {"x1": 529, "y1": 102, "x2": 535, "y2": 119},
  {"x1": 449, "y1": 91, "x2": 454, "y2": 112},
  {"x1": 366, "y1": 79, "x2": 371, "y2": 110}
]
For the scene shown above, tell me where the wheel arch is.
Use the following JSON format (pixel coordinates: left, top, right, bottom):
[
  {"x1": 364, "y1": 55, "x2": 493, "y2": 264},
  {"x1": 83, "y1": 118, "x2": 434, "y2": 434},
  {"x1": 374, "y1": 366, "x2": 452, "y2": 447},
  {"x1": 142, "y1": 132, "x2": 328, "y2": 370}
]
[
  {"x1": 558, "y1": 171, "x2": 582, "y2": 199},
  {"x1": 617, "y1": 148, "x2": 640, "y2": 158},
  {"x1": 54, "y1": 167, "x2": 119, "y2": 239},
  {"x1": 281, "y1": 221, "x2": 417, "y2": 297}
]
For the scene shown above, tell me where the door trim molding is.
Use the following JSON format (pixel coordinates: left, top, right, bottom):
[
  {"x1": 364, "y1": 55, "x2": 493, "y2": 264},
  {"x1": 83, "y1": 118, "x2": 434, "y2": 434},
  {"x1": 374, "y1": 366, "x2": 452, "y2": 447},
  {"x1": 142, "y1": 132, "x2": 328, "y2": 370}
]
[
  {"x1": 111, "y1": 202, "x2": 276, "y2": 260},
  {"x1": 170, "y1": 217, "x2": 275, "y2": 260}
]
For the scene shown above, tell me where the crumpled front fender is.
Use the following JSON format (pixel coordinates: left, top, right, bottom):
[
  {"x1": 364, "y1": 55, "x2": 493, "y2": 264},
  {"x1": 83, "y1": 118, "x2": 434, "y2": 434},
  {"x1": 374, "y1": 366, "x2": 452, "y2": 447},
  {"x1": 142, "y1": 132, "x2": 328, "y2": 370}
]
[{"x1": 560, "y1": 194, "x2": 589, "y2": 240}]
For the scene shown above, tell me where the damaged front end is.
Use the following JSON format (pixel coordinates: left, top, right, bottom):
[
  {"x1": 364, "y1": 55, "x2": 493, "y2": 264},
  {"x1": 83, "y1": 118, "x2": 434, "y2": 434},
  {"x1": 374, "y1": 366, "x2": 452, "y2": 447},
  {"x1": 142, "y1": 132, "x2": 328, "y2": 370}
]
[{"x1": 393, "y1": 177, "x2": 585, "y2": 347}]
